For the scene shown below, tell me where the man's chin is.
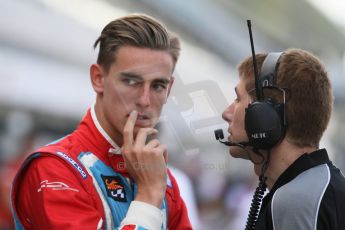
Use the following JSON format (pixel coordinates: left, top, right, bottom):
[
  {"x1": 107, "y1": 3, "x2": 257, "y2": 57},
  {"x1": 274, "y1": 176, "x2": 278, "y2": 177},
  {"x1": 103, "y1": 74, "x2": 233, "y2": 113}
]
[{"x1": 229, "y1": 146, "x2": 250, "y2": 160}]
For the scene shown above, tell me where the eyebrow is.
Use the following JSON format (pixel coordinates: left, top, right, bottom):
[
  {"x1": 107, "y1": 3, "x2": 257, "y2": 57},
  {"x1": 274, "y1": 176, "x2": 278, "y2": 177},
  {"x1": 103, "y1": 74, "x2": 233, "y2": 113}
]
[
  {"x1": 153, "y1": 78, "x2": 171, "y2": 85},
  {"x1": 120, "y1": 72, "x2": 171, "y2": 84},
  {"x1": 120, "y1": 72, "x2": 143, "y2": 81}
]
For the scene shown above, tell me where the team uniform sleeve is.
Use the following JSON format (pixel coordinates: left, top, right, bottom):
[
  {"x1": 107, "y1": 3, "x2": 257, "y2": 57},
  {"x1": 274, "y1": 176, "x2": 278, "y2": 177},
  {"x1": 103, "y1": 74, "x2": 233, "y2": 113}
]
[
  {"x1": 120, "y1": 170, "x2": 193, "y2": 230},
  {"x1": 119, "y1": 201, "x2": 163, "y2": 230},
  {"x1": 316, "y1": 186, "x2": 337, "y2": 230}
]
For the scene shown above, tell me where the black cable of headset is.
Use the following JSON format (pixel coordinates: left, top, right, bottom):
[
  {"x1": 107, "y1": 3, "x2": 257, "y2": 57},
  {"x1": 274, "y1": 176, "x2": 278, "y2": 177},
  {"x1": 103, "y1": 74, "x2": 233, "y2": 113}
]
[{"x1": 244, "y1": 149, "x2": 270, "y2": 230}]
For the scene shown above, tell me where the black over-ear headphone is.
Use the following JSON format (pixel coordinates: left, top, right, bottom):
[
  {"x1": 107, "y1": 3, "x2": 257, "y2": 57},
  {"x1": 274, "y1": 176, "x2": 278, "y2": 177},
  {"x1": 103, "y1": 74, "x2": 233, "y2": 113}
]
[{"x1": 244, "y1": 52, "x2": 287, "y2": 149}]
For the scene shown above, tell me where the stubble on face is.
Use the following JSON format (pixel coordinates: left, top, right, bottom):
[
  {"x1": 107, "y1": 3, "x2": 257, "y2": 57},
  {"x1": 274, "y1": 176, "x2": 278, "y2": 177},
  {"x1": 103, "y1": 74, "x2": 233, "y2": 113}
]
[
  {"x1": 226, "y1": 79, "x2": 252, "y2": 159},
  {"x1": 98, "y1": 46, "x2": 174, "y2": 145}
]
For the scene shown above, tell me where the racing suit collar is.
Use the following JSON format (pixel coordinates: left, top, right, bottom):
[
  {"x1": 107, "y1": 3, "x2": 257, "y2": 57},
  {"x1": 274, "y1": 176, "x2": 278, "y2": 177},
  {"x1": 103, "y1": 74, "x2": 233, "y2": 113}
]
[
  {"x1": 90, "y1": 105, "x2": 122, "y2": 155},
  {"x1": 75, "y1": 107, "x2": 128, "y2": 175}
]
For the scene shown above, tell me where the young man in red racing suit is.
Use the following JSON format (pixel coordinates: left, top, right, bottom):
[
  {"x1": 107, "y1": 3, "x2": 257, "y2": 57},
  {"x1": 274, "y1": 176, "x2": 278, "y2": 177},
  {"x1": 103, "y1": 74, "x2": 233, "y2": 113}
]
[{"x1": 11, "y1": 14, "x2": 192, "y2": 230}]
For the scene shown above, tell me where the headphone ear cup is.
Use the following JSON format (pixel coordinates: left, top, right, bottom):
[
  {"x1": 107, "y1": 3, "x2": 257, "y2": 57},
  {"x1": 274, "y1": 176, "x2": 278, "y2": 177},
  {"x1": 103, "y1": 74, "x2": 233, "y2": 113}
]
[{"x1": 245, "y1": 100, "x2": 284, "y2": 149}]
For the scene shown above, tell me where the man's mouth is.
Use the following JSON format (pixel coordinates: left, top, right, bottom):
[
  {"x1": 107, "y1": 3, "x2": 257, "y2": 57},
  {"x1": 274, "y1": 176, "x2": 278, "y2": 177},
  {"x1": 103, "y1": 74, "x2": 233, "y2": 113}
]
[
  {"x1": 129, "y1": 112, "x2": 151, "y2": 127},
  {"x1": 137, "y1": 114, "x2": 149, "y2": 120},
  {"x1": 126, "y1": 112, "x2": 150, "y2": 120}
]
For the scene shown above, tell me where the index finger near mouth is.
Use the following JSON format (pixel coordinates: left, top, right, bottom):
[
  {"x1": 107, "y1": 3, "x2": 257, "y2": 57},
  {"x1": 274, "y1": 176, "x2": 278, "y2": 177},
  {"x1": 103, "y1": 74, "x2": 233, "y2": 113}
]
[{"x1": 123, "y1": 110, "x2": 138, "y2": 149}]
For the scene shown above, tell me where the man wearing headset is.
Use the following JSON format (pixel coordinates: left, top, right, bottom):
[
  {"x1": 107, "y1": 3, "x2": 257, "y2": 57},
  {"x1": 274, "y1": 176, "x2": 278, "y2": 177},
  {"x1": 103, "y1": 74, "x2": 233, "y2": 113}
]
[{"x1": 221, "y1": 48, "x2": 345, "y2": 229}]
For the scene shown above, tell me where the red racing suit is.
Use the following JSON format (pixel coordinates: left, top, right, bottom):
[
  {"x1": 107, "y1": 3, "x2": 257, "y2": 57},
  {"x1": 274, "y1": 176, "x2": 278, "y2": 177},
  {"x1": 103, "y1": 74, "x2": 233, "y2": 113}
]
[{"x1": 11, "y1": 108, "x2": 192, "y2": 230}]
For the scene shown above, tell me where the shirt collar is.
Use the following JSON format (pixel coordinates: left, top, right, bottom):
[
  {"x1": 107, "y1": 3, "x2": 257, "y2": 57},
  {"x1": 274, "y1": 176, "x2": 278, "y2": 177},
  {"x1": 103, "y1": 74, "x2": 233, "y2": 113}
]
[{"x1": 268, "y1": 148, "x2": 330, "y2": 197}]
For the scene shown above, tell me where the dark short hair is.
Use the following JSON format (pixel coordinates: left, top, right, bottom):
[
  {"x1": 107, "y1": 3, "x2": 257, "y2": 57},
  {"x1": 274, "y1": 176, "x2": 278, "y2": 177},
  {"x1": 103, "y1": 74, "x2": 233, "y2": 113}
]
[{"x1": 94, "y1": 14, "x2": 181, "y2": 73}]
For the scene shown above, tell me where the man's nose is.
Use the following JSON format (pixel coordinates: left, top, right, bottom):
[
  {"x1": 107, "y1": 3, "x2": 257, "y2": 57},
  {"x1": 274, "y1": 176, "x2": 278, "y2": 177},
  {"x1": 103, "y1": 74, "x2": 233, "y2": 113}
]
[
  {"x1": 222, "y1": 104, "x2": 233, "y2": 122},
  {"x1": 222, "y1": 110, "x2": 229, "y2": 122},
  {"x1": 136, "y1": 85, "x2": 151, "y2": 107}
]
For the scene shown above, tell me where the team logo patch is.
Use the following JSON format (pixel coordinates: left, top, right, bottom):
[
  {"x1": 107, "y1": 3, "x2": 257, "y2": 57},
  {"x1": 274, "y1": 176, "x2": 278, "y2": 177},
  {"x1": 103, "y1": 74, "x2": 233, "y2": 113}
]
[
  {"x1": 101, "y1": 175, "x2": 127, "y2": 202},
  {"x1": 37, "y1": 180, "x2": 79, "y2": 192}
]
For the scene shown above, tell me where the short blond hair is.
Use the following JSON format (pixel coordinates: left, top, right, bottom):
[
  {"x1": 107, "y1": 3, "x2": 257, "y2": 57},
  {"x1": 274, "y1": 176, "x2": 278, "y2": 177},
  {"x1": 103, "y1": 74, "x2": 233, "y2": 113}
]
[{"x1": 238, "y1": 48, "x2": 333, "y2": 148}]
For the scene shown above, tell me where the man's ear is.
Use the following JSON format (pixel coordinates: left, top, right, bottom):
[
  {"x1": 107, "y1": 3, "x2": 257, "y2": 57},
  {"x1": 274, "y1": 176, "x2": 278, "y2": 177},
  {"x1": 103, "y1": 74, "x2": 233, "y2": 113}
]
[{"x1": 90, "y1": 64, "x2": 104, "y2": 93}]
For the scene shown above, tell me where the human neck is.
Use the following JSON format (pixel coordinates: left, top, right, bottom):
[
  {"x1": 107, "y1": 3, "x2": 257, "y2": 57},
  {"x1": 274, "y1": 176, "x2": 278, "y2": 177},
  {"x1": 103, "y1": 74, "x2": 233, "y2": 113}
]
[
  {"x1": 93, "y1": 102, "x2": 123, "y2": 147},
  {"x1": 254, "y1": 139, "x2": 317, "y2": 190}
]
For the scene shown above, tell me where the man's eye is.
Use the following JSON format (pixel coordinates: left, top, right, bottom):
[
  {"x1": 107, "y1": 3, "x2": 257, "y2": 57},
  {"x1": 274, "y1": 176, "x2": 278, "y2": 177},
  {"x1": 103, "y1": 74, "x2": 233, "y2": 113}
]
[
  {"x1": 123, "y1": 79, "x2": 137, "y2": 86},
  {"x1": 152, "y1": 84, "x2": 167, "y2": 92}
]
